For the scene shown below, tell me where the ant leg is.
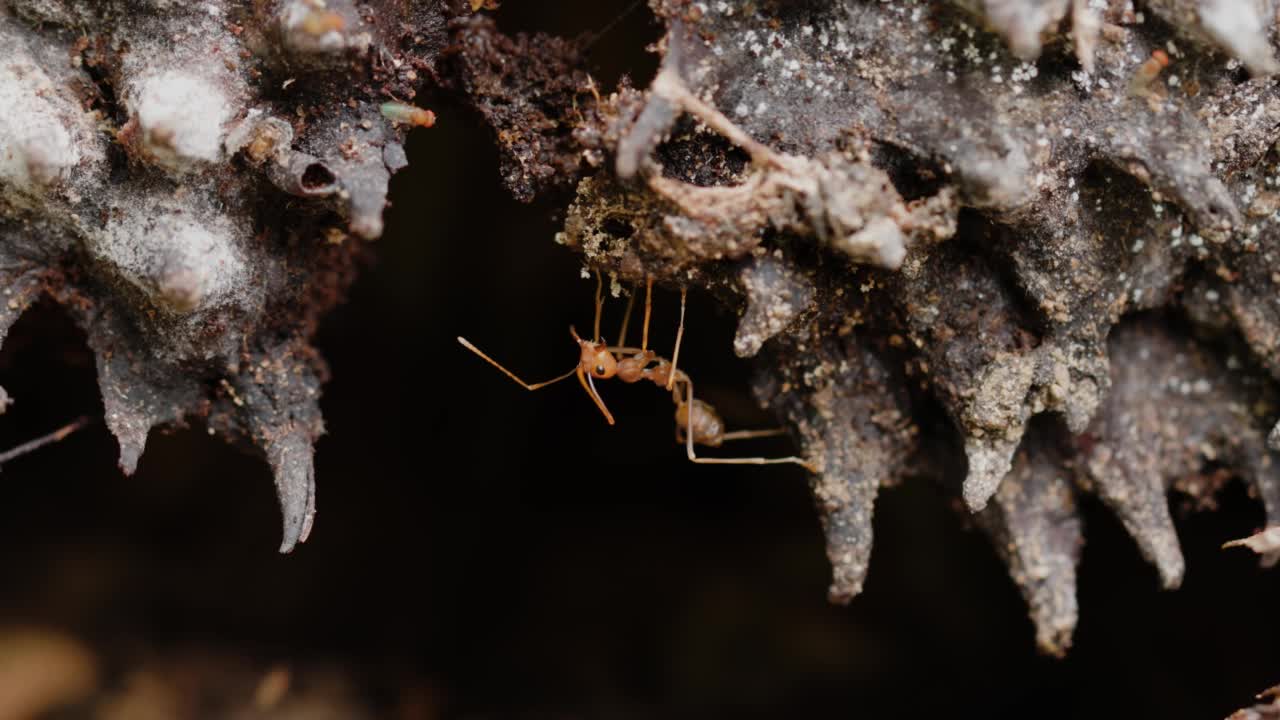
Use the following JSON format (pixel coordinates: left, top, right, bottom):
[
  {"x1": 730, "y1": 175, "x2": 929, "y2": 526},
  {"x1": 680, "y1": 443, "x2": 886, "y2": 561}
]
[
  {"x1": 0, "y1": 415, "x2": 90, "y2": 466},
  {"x1": 593, "y1": 270, "x2": 605, "y2": 343},
  {"x1": 457, "y1": 337, "x2": 577, "y2": 390},
  {"x1": 616, "y1": 287, "x2": 637, "y2": 347},
  {"x1": 720, "y1": 428, "x2": 789, "y2": 442},
  {"x1": 578, "y1": 327, "x2": 653, "y2": 359},
  {"x1": 641, "y1": 275, "x2": 654, "y2": 352},
  {"x1": 682, "y1": 381, "x2": 816, "y2": 471},
  {"x1": 666, "y1": 287, "x2": 687, "y2": 391},
  {"x1": 605, "y1": 345, "x2": 648, "y2": 355}
]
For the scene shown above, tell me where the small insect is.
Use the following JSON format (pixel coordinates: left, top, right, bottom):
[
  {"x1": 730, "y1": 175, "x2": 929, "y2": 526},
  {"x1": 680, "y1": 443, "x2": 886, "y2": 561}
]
[
  {"x1": 1129, "y1": 49, "x2": 1171, "y2": 97},
  {"x1": 380, "y1": 102, "x2": 437, "y2": 129},
  {"x1": 458, "y1": 272, "x2": 816, "y2": 471},
  {"x1": 299, "y1": 9, "x2": 346, "y2": 37}
]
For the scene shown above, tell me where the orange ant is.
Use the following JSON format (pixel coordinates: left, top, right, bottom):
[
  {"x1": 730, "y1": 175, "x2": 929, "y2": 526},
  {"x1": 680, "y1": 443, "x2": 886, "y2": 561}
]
[{"x1": 457, "y1": 272, "x2": 816, "y2": 471}]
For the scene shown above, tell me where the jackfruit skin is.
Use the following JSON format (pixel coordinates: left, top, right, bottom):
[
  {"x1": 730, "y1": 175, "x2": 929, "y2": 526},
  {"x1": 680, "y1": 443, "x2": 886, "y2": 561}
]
[
  {"x1": 534, "y1": 0, "x2": 1280, "y2": 655},
  {"x1": 6, "y1": 0, "x2": 1280, "y2": 658},
  {"x1": 0, "y1": 0, "x2": 455, "y2": 552}
]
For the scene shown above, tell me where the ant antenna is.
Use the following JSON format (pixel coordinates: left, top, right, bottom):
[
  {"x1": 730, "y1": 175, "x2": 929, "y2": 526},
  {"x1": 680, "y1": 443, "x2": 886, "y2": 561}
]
[
  {"x1": 666, "y1": 287, "x2": 687, "y2": 391},
  {"x1": 0, "y1": 415, "x2": 91, "y2": 468},
  {"x1": 593, "y1": 270, "x2": 605, "y2": 343},
  {"x1": 456, "y1": 337, "x2": 577, "y2": 390}
]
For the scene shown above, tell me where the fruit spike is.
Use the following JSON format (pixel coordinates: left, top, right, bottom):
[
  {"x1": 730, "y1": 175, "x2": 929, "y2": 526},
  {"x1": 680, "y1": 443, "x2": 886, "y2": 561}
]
[
  {"x1": 0, "y1": 0, "x2": 444, "y2": 550},
  {"x1": 545, "y1": 0, "x2": 1280, "y2": 652}
]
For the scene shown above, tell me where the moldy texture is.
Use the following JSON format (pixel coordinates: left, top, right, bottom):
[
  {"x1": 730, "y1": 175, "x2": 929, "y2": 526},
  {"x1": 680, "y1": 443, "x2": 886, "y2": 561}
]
[
  {"x1": 8, "y1": 0, "x2": 1280, "y2": 662},
  {"x1": 0, "y1": 0, "x2": 457, "y2": 552},
  {"x1": 452, "y1": 0, "x2": 1280, "y2": 656}
]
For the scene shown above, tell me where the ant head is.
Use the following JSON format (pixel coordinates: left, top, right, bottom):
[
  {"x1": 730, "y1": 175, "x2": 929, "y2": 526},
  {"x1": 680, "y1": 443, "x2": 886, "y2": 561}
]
[
  {"x1": 569, "y1": 326, "x2": 617, "y2": 379},
  {"x1": 581, "y1": 342, "x2": 617, "y2": 379}
]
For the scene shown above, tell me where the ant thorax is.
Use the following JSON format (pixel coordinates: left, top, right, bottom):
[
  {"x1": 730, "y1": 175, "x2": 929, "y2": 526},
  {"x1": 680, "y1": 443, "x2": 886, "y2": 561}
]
[{"x1": 616, "y1": 351, "x2": 654, "y2": 384}]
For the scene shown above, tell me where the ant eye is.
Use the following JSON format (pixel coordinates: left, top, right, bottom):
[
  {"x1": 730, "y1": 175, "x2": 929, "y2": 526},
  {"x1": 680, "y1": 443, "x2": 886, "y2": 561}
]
[{"x1": 596, "y1": 365, "x2": 605, "y2": 375}]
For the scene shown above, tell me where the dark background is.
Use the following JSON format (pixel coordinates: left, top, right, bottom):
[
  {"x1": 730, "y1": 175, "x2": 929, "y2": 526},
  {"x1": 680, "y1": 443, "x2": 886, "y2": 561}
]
[{"x1": 0, "y1": 1, "x2": 1277, "y2": 717}]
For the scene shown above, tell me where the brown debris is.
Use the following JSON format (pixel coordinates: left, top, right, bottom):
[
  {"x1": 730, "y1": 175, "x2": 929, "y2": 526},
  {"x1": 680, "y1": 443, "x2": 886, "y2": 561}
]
[{"x1": 443, "y1": 16, "x2": 609, "y2": 201}]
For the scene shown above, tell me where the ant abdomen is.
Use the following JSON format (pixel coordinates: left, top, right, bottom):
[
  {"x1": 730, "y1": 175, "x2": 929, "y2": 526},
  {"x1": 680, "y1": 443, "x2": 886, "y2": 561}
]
[{"x1": 676, "y1": 398, "x2": 726, "y2": 447}]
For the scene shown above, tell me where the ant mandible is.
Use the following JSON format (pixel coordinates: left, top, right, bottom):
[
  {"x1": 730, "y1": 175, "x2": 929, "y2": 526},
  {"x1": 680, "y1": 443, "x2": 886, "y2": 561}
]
[{"x1": 457, "y1": 272, "x2": 816, "y2": 472}]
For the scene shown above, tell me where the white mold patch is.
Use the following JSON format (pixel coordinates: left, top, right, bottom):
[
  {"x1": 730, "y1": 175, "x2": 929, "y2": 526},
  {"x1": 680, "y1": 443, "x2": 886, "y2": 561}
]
[
  {"x1": 0, "y1": 40, "x2": 94, "y2": 193},
  {"x1": 129, "y1": 69, "x2": 233, "y2": 171},
  {"x1": 92, "y1": 203, "x2": 249, "y2": 315}
]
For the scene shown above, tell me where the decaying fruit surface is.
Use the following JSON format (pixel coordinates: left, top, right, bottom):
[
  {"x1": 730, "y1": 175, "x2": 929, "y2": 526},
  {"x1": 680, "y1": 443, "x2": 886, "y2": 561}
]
[
  {"x1": 5, "y1": 0, "x2": 1280, "y2": 657},
  {"x1": 542, "y1": 0, "x2": 1280, "y2": 656}
]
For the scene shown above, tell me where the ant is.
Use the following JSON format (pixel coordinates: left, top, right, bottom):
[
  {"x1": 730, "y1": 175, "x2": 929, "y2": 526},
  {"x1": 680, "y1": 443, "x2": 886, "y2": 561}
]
[{"x1": 457, "y1": 272, "x2": 816, "y2": 472}]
